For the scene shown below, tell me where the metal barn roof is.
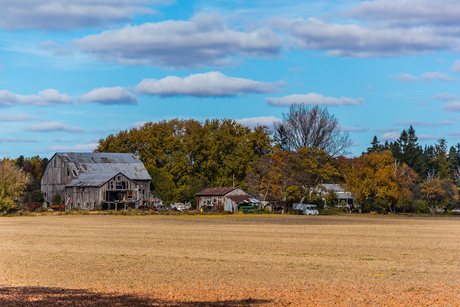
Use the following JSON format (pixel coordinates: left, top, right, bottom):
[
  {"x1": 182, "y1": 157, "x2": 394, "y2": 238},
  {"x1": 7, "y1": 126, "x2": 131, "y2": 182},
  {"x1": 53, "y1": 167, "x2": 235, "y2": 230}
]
[
  {"x1": 196, "y1": 187, "x2": 238, "y2": 196},
  {"x1": 66, "y1": 172, "x2": 122, "y2": 187},
  {"x1": 56, "y1": 152, "x2": 151, "y2": 181}
]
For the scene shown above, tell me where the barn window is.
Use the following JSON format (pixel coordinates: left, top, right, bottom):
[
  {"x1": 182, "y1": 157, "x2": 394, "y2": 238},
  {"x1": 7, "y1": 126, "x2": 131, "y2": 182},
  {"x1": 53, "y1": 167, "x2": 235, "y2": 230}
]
[
  {"x1": 68, "y1": 170, "x2": 70, "y2": 176},
  {"x1": 118, "y1": 176, "x2": 121, "y2": 181},
  {"x1": 116, "y1": 182, "x2": 124, "y2": 190}
]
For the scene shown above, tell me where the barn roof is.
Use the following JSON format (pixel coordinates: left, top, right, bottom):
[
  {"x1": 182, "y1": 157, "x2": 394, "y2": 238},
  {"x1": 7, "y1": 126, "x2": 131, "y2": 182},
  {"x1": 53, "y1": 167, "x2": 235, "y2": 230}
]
[
  {"x1": 196, "y1": 187, "x2": 237, "y2": 196},
  {"x1": 55, "y1": 152, "x2": 151, "y2": 181},
  {"x1": 66, "y1": 172, "x2": 124, "y2": 187}
]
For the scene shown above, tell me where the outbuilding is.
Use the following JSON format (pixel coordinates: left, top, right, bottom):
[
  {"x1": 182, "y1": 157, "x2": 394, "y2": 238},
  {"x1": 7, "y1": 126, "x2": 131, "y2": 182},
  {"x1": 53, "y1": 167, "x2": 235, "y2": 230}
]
[{"x1": 196, "y1": 187, "x2": 254, "y2": 213}]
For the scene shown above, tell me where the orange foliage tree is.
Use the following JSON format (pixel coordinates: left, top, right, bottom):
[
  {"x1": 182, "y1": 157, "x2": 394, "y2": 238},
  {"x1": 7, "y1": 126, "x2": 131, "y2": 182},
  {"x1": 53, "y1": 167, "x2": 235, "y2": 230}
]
[{"x1": 340, "y1": 150, "x2": 418, "y2": 213}]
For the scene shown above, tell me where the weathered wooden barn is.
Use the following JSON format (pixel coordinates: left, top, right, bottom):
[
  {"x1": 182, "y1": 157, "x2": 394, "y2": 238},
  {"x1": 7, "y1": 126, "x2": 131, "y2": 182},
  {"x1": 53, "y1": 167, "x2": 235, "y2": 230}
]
[
  {"x1": 41, "y1": 152, "x2": 152, "y2": 210},
  {"x1": 196, "y1": 187, "x2": 254, "y2": 212}
]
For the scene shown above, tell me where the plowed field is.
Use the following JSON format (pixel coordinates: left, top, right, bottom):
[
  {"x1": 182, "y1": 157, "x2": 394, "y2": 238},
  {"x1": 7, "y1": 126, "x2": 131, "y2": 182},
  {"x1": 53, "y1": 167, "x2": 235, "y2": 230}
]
[{"x1": 1, "y1": 214, "x2": 459, "y2": 306}]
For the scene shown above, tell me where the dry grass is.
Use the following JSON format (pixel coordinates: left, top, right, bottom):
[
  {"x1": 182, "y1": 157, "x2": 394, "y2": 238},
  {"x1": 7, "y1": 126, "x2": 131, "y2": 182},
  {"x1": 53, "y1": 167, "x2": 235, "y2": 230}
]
[{"x1": 1, "y1": 214, "x2": 459, "y2": 306}]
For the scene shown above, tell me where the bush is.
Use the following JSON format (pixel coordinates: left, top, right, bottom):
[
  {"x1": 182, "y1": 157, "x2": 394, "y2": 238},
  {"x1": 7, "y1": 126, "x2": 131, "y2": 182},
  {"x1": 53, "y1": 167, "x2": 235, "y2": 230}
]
[
  {"x1": 51, "y1": 194, "x2": 62, "y2": 206},
  {"x1": 31, "y1": 190, "x2": 45, "y2": 203},
  {"x1": 415, "y1": 200, "x2": 430, "y2": 213}
]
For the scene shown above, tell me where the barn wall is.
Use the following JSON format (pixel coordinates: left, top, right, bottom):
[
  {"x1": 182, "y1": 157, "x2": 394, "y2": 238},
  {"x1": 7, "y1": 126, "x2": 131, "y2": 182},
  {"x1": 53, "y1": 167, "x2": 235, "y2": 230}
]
[{"x1": 41, "y1": 155, "x2": 74, "y2": 202}]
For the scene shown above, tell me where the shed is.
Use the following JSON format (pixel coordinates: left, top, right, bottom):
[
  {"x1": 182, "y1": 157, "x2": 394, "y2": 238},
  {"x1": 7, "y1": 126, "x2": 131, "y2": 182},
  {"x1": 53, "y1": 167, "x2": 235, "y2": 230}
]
[{"x1": 196, "y1": 187, "x2": 254, "y2": 212}]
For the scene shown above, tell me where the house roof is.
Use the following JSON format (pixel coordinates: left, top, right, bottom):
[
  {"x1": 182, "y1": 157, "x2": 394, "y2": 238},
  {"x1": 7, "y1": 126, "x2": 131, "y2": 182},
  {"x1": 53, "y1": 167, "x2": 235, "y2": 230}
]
[
  {"x1": 55, "y1": 152, "x2": 151, "y2": 181},
  {"x1": 321, "y1": 184, "x2": 353, "y2": 199},
  {"x1": 196, "y1": 187, "x2": 237, "y2": 196}
]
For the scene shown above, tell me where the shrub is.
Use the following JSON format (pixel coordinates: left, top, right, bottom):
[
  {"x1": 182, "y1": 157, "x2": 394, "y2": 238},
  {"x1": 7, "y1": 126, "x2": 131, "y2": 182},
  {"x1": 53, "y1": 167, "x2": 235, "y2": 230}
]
[{"x1": 31, "y1": 190, "x2": 45, "y2": 203}]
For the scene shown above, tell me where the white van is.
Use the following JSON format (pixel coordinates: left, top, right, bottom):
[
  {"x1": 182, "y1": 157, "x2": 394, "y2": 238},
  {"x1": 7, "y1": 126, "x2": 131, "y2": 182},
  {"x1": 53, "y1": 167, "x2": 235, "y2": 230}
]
[{"x1": 292, "y1": 203, "x2": 319, "y2": 215}]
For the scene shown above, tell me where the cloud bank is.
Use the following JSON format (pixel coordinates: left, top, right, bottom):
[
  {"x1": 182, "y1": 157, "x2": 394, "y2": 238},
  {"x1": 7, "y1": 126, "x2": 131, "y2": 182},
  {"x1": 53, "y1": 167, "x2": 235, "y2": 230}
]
[
  {"x1": 265, "y1": 93, "x2": 366, "y2": 107},
  {"x1": 24, "y1": 122, "x2": 85, "y2": 133},
  {"x1": 135, "y1": 71, "x2": 281, "y2": 97},
  {"x1": 0, "y1": 0, "x2": 168, "y2": 30},
  {"x1": 0, "y1": 89, "x2": 72, "y2": 107},
  {"x1": 78, "y1": 87, "x2": 138, "y2": 105},
  {"x1": 75, "y1": 13, "x2": 283, "y2": 69}
]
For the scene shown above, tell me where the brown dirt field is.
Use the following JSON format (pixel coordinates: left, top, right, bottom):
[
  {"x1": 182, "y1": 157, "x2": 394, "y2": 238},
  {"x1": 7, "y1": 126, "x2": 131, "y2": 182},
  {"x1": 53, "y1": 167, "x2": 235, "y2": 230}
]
[{"x1": 1, "y1": 214, "x2": 460, "y2": 306}]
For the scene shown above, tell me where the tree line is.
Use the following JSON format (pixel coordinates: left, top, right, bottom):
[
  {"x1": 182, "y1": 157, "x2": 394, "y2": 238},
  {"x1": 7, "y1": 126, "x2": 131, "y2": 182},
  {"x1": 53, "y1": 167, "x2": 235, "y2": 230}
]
[
  {"x1": 95, "y1": 105, "x2": 459, "y2": 213},
  {"x1": 1, "y1": 105, "x2": 459, "y2": 214}
]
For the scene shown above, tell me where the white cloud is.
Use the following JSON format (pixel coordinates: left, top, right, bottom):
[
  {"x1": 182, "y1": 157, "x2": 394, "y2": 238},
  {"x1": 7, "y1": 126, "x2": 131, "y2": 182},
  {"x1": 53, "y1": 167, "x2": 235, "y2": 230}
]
[
  {"x1": 52, "y1": 138, "x2": 84, "y2": 143},
  {"x1": 339, "y1": 125, "x2": 369, "y2": 132},
  {"x1": 236, "y1": 116, "x2": 281, "y2": 128},
  {"x1": 394, "y1": 72, "x2": 456, "y2": 83},
  {"x1": 429, "y1": 92, "x2": 455, "y2": 101},
  {"x1": 366, "y1": 86, "x2": 373, "y2": 91},
  {"x1": 447, "y1": 131, "x2": 460, "y2": 136},
  {"x1": 40, "y1": 40, "x2": 73, "y2": 56},
  {"x1": 452, "y1": 60, "x2": 460, "y2": 73},
  {"x1": 0, "y1": 137, "x2": 37, "y2": 143},
  {"x1": 343, "y1": 0, "x2": 460, "y2": 27},
  {"x1": 78, "y1": 87, "x2": 138, "y2": 105},
  {"x1": 418, "y1": 135, "x2": 441, "y2": 141},
  {"x1": 135, "y1": 71, "x2": 281, "y2": 97},
  {"x1": 0, "y1": 113, "x2": 44, "y2": 121},
  {"x1": 265, "y1": 93, "x2": 366, "y2": 107},
  {"x1": 441, "y1": 101, "x2": 460, "y2": 112},
  {"x1": 74, "y1": 13, "x2": 283, "y2": 69},
  {"x1": 441, "y1": 120, "x2": 453, "y2": 126},
  {"x1": 45, "y1": 143, "x2": 98, "y2": 152},
  {"x1": 131, "y1": 121, "x2": 147, "y2": 128},
  {"x1": 24, "y1": 122, "x2": 85, "y2": 133},
  {"x1": 395, "y1": 120, "x2": 440, "y2": 127},
  {"x1": 0, "y1": 0, "x2": 168, "y2": 31},
  {"x1": 375, "y1": 127, "x2": 399, "y2": 133},
  {"x1": 421, "y1": 72, "x2": 456, "y2": 83},
  {"x1": 397, "y1": 74, "x2": 420, "y2": 83},
  {"x1": 379, "y1": 132, "x2": 399, "y2": 141},
  {"x1": 0, "y1": 89, "x2": 72, "y2": 107},
  {"x1": 272, "y1": 17, "x2": 455, "y2": 58}
]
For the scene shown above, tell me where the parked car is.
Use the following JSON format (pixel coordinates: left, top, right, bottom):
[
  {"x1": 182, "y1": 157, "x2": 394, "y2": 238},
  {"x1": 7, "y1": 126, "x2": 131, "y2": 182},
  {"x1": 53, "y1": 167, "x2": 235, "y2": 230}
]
[
  {"x1": 171, "y1": 203, "x2": 187, "y2": 211},
  {"x1": 156, "y1": 205, "x2": 169, "y2": 212}
]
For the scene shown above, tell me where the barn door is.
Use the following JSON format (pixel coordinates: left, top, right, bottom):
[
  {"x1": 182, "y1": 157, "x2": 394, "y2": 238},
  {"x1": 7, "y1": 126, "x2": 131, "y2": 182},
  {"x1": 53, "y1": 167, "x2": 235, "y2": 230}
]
[{"x1": 224, "y1": 199, "x2": 232, "y2": 212}]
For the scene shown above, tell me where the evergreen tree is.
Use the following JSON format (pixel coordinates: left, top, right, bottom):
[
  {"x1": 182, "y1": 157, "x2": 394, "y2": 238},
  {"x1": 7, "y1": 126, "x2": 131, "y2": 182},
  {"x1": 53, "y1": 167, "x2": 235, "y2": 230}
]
[
  {"x1": 366, "y1": 136, "x2": 383, "y2": 154},
  {"x1": 273, "y1": 125, "x2": 289, "y2": 151},
  {"x1": 432, "y1": 139, "x2": 450, "y2": 179}
]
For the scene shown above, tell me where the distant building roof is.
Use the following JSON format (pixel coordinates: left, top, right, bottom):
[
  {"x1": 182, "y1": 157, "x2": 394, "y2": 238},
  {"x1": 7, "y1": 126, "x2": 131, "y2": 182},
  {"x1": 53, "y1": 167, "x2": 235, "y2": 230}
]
[
  {"x1": 55, "y1": 152, "x2": 151, "y2": 181},
  {"x1": 321, "y1": 184, "x2": 353, "y2": 199},
  {"x1": 196, "y1": 187, "x2": 238, "y2": 196}
]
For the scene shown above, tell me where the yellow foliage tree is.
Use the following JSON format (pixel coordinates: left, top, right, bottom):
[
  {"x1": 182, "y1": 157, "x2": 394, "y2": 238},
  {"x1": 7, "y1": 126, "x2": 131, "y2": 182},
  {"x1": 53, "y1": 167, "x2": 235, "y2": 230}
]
[
  {"x1": 0, "y1": 160, "x2": 32, "y2": 211},
  {"x1": 340, "y1": 150, "x2": 418, "y2": 213}
]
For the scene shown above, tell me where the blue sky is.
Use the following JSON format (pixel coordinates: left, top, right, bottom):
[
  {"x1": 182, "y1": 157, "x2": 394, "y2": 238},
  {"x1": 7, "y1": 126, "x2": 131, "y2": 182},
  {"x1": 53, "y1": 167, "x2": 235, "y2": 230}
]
[{"x1": 1, "y1": 0, "x2": 460, "y2": 159}]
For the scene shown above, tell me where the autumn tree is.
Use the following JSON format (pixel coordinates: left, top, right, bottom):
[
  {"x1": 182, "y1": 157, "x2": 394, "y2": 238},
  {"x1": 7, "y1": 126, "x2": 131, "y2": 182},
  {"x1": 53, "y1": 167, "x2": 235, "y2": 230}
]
[
  {"x1": 420, "y1": 173, "x2": 458, "y2": 215},
  {"x1": 340, "y1": 150, "x2": 418, "y2": 213},
  {"x1": 273, "y1": 105, "x2": 351, "y2": 157},
  {"x1": 257, "y1": 149, "x2": 300, "y2": 202},
  {"x1": 96, "y1": 118, "x2": 273, "y2": 191},
  {"x1": 0, "y1": 160, "x2": 32, "y2": 211}
]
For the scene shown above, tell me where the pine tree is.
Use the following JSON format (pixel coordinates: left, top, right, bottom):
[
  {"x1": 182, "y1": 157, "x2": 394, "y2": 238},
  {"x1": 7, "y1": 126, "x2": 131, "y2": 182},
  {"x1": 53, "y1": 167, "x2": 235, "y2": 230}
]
[{"x1": 366, "y1": 136, "x2": 383, "y2": 154}]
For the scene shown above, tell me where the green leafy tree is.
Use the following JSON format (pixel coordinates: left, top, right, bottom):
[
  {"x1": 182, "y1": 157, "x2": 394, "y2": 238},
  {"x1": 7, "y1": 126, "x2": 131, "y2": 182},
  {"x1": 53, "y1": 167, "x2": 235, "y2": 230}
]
[
  {"x1": 147, "y1": 166, "x2": 179, "y2": 206},
  {"x1": 0, "y1": 160, "x2": 31, "y2": 211}
]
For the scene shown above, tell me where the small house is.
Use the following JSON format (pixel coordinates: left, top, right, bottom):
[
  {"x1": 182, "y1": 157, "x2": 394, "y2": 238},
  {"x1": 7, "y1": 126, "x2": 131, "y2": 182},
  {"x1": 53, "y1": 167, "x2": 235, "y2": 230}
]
[{"x1": 196, "y1": 187, "x2": 255, "y2": 213}]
